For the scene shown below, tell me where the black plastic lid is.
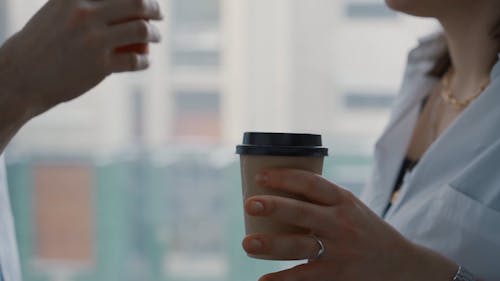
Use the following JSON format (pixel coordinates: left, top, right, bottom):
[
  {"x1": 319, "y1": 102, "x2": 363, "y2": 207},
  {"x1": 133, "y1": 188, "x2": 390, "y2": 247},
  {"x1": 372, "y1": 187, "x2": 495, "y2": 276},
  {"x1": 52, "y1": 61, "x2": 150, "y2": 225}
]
[{"x1": 236, "y1": 132, "x2": 328, "y2": 157}]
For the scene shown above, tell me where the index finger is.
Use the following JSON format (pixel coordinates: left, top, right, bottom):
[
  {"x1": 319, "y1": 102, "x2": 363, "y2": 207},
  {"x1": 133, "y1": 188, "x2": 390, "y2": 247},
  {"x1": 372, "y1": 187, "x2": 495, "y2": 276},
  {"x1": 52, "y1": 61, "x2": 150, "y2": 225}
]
[
  {"x1": 256, "y1": 168, "x2": 345, "y2": 206},
  {"x1": 99, "y1": 0, "x2": 163, "y2": 23}
]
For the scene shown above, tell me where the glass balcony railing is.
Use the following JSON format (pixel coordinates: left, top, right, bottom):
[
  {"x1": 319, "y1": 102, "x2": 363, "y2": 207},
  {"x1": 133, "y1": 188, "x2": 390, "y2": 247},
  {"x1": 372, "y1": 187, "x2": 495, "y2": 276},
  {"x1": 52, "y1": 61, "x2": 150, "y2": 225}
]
[{"x1": 7, "y1": 149, "x2": 371, "y2": 281}]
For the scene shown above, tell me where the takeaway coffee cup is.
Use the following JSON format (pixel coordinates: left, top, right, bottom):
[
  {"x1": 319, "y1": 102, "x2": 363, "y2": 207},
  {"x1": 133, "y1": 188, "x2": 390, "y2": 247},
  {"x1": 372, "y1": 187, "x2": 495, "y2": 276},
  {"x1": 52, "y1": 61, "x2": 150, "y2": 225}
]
[{"x1": 236, "y1": 132, "x2": 328, "y2": 259}]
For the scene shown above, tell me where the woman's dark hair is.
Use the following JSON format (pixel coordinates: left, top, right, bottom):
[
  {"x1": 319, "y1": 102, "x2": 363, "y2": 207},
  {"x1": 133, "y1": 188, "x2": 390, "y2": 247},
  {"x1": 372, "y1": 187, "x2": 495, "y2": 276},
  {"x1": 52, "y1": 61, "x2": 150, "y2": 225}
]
[
  {"x1": 428, "y1": 52, "x2": 451, "y2": 78},
  {"x1": 428, "y1": 21, "x2": 500, "y2": 78}
]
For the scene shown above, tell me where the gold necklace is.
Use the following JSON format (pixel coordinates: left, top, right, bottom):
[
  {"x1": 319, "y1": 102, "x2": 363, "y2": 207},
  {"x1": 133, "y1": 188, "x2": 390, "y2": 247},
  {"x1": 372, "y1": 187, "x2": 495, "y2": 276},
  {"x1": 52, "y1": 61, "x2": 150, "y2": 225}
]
[{"x1": 441, "y1": 68, "x2": 490, "y2": 110}]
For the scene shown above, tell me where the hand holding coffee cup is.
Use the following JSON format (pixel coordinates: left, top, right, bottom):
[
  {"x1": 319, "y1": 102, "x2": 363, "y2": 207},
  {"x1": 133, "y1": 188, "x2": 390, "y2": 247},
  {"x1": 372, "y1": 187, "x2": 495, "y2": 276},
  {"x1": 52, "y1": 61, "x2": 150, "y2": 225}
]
[{"x1": 236, "y1": 132, "x2": 328, "y2": 260}]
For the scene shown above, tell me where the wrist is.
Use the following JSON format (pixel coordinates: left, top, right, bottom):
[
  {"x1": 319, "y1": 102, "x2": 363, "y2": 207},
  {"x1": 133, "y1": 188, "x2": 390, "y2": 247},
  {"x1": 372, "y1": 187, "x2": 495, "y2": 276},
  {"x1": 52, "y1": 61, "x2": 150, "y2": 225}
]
[
  {"x1": 0, "y1": 44, "x2": 48, "y2": 152},
  {"x1": 0, "y1": 42, "x2": 47, "y2": 123},
  {"x1": 401, "y1": 242, "x2": 458, "y2": 281}
]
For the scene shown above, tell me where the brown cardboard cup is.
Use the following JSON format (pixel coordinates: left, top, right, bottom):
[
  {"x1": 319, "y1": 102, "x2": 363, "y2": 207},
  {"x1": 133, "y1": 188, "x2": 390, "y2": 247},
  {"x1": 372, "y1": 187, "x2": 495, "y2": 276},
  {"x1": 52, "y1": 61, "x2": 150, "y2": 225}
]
[{"x1": 236, "y1": 132, "x2": 328, "y2": 260}]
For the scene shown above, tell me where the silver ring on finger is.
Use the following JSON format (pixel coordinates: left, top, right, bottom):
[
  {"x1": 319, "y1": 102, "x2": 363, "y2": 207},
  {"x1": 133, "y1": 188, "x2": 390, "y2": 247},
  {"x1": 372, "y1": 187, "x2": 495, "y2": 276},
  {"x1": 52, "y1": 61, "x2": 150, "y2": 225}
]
[{"x1": 310, "y1": 234, "x2": 326, "y2": 259}]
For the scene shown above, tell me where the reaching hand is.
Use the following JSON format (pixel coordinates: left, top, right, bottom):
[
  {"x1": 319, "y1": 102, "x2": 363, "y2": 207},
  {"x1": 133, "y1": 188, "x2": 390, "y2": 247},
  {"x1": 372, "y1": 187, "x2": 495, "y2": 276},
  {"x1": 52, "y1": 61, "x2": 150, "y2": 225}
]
[
  {"x1": 0, "y1": 0, "x2": 163, "y2": 114},
  {"x1": 242, "y1": 168, "x2": 458, "y2": 281}
]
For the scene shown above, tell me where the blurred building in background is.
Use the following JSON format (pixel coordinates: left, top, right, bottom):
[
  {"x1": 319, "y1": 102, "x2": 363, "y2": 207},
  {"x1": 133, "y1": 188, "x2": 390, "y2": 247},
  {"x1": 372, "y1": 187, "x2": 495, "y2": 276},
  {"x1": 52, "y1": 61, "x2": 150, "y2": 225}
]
[
  {"x1": 1, "y1": 0, "x2": 437, "y2": 280},
  {"x1": 5, "y1": 0, "x2": 437, "y2": 154}
]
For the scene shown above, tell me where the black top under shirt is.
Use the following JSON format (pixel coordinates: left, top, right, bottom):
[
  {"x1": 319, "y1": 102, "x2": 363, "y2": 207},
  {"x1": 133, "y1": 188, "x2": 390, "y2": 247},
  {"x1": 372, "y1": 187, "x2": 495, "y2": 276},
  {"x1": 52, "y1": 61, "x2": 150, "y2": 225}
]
[
  {"x1": 382, "y1": 157, "x2": 419, "y2": 217},
  {"x1": 382, "y1": 95, "x2": 431, "y2": 218}
]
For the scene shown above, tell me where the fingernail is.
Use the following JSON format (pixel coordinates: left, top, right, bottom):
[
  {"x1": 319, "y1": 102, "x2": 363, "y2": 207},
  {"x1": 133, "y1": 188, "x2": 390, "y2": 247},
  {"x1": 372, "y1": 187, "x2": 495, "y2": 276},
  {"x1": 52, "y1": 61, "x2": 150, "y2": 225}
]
[
  {"x1": 255, "y1": 172, "x2": 269, "y2": 184},
  {"x1": 250, "y1": 201, "x2": 265, "y2": 214},
  {"x1": 249, "y1": 238, "x2": 263, "y2": 250}
]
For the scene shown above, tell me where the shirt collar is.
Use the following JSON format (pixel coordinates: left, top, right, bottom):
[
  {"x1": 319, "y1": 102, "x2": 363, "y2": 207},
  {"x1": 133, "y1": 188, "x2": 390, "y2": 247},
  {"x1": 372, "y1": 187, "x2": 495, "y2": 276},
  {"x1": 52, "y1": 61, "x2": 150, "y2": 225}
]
[
  {"x1": 407, "y1": 32, "x2": 448, "y2": 63},
  {"x1": 491, "y1": 54, "x2": 500, "y2": 80}
]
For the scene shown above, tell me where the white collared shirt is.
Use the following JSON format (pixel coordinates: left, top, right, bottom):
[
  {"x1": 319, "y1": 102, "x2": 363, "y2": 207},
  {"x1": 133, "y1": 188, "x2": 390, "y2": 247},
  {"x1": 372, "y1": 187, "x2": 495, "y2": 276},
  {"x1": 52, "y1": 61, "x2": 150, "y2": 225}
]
[
  {"x1": 0, "y1": 154, "x2": 22, "y2": 281},
  {"x1": 362, "y1": 33, "x2": 500, "y2": 280}
]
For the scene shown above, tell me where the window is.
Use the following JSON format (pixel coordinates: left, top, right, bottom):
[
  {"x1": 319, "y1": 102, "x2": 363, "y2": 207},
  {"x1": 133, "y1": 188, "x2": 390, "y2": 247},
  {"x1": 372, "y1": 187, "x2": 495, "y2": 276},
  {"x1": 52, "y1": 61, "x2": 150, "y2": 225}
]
[
  {"x1": 173, "y1": 91, "x2": 221, "y2": 141},
  {"x1": 345, "y1": 2, "x2": 396, "y2": 18},
  {"x1": 344, "y1": 91, "x2": 395, "y2": 109},
  {"x1": 34, "y1": 164, "x2": 94, "y2": 266},
  {"x1": 6, "y1": 1, "x2": 438, "y2": 281},
  {"x1": 172, "y1": 50, "x2": 220, "y2": 67},
  {"x1": 0, "y1": 0, "x2": 7, "y2": 41},
  {"x1": 171, "y1": 0, "x2": 219, "y2": 28},
  {"x1": 170, "y1": 0, "x2": 221, "y2": 67}
]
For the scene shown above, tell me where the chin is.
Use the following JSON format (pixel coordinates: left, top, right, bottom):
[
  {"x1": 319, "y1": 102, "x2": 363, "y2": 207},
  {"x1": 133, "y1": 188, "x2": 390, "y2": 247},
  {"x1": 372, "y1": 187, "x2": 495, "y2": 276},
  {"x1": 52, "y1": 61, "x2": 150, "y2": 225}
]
[{"x1": 385, "y1": 0, "x2": 436, "y2": 17}]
